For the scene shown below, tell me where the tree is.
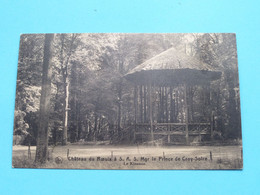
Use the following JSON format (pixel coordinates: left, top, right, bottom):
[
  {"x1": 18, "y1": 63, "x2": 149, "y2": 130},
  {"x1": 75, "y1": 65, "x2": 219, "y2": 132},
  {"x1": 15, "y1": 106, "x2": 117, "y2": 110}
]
[
  {"x1": 13, "y1": 34, "x2": 44, "y2": 145},
  {"x1": 191, "y1": 33, "x2": 241, "y2": 139},
  {"x1": 53, "y1": 34, "x2": 82, "y2": 145},
  {"x1": 35, "y1": 34, "x2": 54, "y2": 164}
]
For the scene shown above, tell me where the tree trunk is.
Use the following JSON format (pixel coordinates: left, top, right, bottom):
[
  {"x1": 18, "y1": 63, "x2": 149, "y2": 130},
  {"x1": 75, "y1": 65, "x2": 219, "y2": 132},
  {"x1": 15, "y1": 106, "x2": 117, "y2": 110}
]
[
  {"x1": 94, "y1": 113, "x2": 98, "y2": 141},
  {"x1": 77, "y1": 103, "x2": 81, "y2": 141},
  {"x1": 35, "y1": 34, "x2": 53, "y2": 164},
  {"x1": 117, "y1": 81, "x2": 122, "y2": 135},
  {"x1": 88, "y1": 120, "x2": 92, "y2": 141},
  {"x1": 62, "y1": 79, "x2": 69, "y2": 145},
  {"x1": 52, "y1": 83, "x2": 60, "y2": 145},
  {"x1": 60, "y1": 34, "x2": 78, "y2": 145}
]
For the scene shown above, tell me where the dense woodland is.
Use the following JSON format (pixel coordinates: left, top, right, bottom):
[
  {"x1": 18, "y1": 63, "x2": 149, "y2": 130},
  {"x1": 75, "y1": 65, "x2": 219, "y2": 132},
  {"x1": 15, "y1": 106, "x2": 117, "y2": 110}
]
[{"x1": 13, "y1": 33, "x2": 241, "y2": 151}]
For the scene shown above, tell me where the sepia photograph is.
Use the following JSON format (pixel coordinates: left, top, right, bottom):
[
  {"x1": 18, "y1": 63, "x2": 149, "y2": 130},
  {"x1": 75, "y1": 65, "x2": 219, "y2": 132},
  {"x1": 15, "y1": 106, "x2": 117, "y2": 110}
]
[{"x1": 12, "y1": 33, "x2": 242, "y2": 169}]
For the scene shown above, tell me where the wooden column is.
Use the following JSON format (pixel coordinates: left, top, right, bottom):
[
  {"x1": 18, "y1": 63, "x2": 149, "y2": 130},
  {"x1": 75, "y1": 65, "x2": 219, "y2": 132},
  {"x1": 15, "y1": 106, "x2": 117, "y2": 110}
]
[
  {"x1": 148, "y1": 83, "x2": 154, "y2": 142},
  {"x1": 176, "y1": 90, "x2": 179, "y2": 123},
  {"x1": 166, "y1": 87, "x2": 169, "y2": 123},
  {"x1": 159, "y1": 87, "x2": 162, "y2": 123},
  {"x1": 134, "y1": 85, "x2": 138, "y2": 141},
  {"x1": 144, "y1": 86, "x2": 147, "y2": 123},
  {"x1": 184, "y1": 84, "x2": 189, "y2": 145},
  {"x1": 140, "y1": 85, "x2": 143, "y2": 123},
  {"x1": 170, "y1": 87, "x2": 174, "y2": 123},
  {"x1": 209, "y1": 83, "x2": 214, "y2": 140},
  {"x1": 161, "y1": 87, "x2": 165, "y2": 122}
]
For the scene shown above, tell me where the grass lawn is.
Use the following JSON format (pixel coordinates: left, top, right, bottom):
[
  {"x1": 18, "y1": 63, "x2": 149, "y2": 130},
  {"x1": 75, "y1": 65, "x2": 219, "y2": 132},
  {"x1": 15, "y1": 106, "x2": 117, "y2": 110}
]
[{"x1": 12, "y1": 144, "x2": 243, "y2": 170}]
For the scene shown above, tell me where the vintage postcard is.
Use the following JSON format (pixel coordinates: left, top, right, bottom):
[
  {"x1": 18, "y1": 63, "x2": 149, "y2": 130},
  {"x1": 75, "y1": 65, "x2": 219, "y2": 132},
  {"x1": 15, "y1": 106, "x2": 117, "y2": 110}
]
[{"x1": 12, "y1": 33, "x2": 242, "y2": 169}]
